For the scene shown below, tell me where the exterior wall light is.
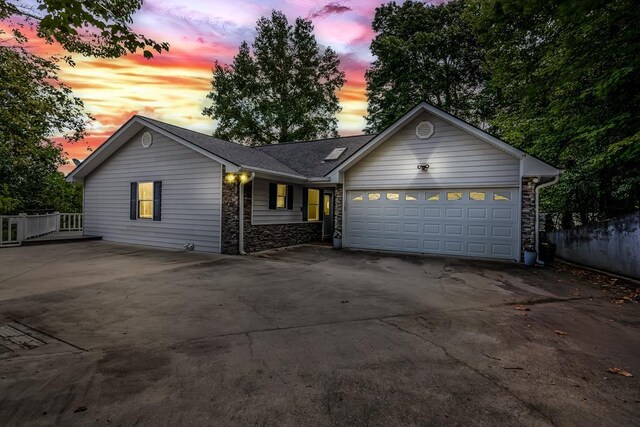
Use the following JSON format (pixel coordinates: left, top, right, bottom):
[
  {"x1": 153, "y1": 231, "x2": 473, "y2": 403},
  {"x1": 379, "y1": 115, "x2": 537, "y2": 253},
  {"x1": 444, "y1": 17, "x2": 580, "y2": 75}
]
[
  {"x1": 239, "y1": 173, "x2": 249, "y2": 183},
  {"x1": 417, "y1": 164, "x2": 430, "y2": 172},
  {"x1": 225, "y1": 173, "x2": 237, "y2": 183}
]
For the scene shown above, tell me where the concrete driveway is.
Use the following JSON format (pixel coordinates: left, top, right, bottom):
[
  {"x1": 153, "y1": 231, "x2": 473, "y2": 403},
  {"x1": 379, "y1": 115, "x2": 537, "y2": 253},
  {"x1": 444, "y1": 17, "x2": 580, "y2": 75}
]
[{"x1": 0, "y1": 242, "x2": 638, "y2": 426}]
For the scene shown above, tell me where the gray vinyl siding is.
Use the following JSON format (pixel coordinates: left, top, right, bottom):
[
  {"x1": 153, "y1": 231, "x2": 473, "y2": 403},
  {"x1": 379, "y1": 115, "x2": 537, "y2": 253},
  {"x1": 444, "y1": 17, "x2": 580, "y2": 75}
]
[
  {"x1": 346, "y1": 112, "x2": 520, "y2": 189},
  {"x1": 84, "y1": 129, "x2": 222, "y2": 252},
  {"x1": 251, "y1": 178, "x2": 305, "y2": 224}
]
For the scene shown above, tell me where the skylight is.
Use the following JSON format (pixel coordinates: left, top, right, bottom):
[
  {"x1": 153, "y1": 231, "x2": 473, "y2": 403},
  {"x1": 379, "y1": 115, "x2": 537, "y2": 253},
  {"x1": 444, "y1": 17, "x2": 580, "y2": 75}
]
[{"x1": 325, "y1": 147, "x2": 346, "y2": 161}]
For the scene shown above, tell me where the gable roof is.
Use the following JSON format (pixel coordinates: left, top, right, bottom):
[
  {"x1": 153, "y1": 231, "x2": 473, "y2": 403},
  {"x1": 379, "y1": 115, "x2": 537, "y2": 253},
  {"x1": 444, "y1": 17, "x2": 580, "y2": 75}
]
[
  {"x1": 256, "y1": 134, "x2": 375, "y2": 177},
  {"x1": 67, "y1": 102, "x2": 560, "y2": 183},
  {"x1": 326, "y1": 101, "x2": 561, "y2": 179},
  {"x1": 137, "y1": 117, "x2": 303, "y2": 178}
]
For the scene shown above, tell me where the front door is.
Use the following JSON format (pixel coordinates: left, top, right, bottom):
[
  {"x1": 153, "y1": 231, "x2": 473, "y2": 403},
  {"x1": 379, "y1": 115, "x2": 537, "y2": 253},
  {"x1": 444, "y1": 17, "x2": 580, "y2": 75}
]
[{"x1": 322, "y1": 193, "x2": 333, "y2": 240}]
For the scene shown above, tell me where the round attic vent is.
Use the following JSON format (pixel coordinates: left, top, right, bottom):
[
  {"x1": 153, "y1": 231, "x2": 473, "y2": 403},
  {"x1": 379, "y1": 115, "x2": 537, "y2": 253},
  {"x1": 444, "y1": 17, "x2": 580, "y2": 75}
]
[
  {"x1": 415, "y1": 121, "x2": 435, "y2": 139},
  {"x1": 141, "y1": 131, "x2": 153, "y2": 148}
]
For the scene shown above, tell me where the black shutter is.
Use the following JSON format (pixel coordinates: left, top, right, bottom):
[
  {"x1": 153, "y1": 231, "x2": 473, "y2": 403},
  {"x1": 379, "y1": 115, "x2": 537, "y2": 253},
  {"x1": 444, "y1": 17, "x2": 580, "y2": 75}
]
[
  {"x1": 268, "y1": 182, "x2": 277, "y2": 209},
  {"x1": 153, "y1": 181, "x2": 162, "y2": 221},
  {"x1": 302, "y1": 188, "x2": 308, "y2": 221},
  {"x1": 130, "y1": 182, "x2": 137, "y2": 220},
  {"x1": 287, "y1": 185, "x2": 294, "y2": 210},
  {"x1": 319, "y1": 189, "x2": 325, "y2": 220}
]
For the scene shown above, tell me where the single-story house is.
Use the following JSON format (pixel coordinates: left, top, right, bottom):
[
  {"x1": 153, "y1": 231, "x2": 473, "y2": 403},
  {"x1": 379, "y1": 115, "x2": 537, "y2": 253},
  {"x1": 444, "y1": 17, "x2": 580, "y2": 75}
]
[{"x1": 67, "y1": 101, "x2": 560, "y2": 261}]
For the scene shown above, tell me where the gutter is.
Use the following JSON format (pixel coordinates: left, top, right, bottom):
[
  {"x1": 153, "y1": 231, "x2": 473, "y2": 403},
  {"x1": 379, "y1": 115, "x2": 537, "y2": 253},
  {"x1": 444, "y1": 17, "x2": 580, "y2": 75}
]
[
  {"x1": 238, "y1": 172, "x2": 256, "y2": 255},
  {"x1": 535, "y1": 174, "x2": 560, "y2": 263}
]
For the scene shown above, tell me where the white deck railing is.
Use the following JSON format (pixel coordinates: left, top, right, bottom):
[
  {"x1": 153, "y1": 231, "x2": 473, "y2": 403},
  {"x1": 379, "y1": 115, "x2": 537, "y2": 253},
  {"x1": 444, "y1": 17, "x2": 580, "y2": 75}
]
[
  {"x1": 24, "y1": 213, "x2": 60, "y2": 240},
  {"x1": 0, "y1": 216, "x2": 21, "y2": 246},
  {"x1": 0, "y1": 212, "x2": 83, "y2": 247},
  {"x1": 59, "y1": 213, "x2": 83, "y2": 231}
]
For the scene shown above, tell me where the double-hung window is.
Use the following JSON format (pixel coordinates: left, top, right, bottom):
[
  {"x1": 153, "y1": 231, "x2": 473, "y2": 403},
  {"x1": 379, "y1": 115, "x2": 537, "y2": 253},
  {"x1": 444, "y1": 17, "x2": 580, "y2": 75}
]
[
  {"x1": 268, "y1": 183, "x2": 293, "y2": 211},
  {"x1": 130, "y1": 181, "x2": 161, "y2": 221}
]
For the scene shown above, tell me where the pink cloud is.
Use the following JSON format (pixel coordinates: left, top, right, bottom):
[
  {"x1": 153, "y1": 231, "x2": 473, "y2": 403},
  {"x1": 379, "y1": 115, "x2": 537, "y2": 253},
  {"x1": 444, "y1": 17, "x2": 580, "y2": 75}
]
[{"x1": 308, "y1": 2, "x2": 352, "y2": 19}]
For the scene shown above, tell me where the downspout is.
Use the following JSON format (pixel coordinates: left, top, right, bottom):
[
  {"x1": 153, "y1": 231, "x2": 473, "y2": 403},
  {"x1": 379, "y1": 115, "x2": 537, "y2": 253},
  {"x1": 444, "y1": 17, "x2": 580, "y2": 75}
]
[
  {"x1": 238, "y1": 172, "x2": 256, "y2": 255},
  {"x1": 535, "y1": 175, "x2": 560, "y2": 263}
]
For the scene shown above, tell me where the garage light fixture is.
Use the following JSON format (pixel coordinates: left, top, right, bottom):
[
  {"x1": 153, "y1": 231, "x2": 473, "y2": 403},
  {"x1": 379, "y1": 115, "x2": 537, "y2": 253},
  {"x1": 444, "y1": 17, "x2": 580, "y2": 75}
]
[{"x1": 417, "y1": 163, "x2": 430, "y2": 172}]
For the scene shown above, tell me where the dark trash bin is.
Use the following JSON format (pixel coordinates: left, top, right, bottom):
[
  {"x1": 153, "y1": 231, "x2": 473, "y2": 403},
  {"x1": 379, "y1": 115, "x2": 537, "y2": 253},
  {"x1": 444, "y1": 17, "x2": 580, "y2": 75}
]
[{"x1": 539, "y1": 242, "x2": 557, "y2": 265}]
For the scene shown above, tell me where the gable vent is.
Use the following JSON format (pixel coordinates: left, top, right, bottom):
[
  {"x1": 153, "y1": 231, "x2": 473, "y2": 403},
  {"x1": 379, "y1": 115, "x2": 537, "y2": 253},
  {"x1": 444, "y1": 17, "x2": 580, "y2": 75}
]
[
  {"x1": 141, "y1": 131, "x2": 153, "y2": 148},
  {"x1": 325, "y1": 147, "x2": 347, "y2": 161},
  {"x1": 415, "y1": 121, "x2": 435, "y2": 140}
]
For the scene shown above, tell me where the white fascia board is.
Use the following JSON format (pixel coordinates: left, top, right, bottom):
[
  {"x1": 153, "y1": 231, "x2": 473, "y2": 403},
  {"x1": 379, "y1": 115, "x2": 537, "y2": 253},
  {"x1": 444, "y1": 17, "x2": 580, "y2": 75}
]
[
  {"x1": 246, "y1": 166, "x2": 308, "y2": 183},
  {"x1": 522, "y1": 155, "x2": 561, "y2": 177},
  {"x1": 66, "y1": 117, "x2": 141, "y2": 182},
  {"x1": 328, "y1": 104, "x2": 426, "y2": 176},
  {"x1": 419, "y1": 103, "x2": 526, "y2": 159},
  {"x1": 328, "y1": 102, "x2": 564, "y2": 179},
  {"x1": 138, "y1": 119, "x2": 239, "y2": 170},
  {"x1": 66, "y1": 117, "x2": 241, "y2": 182}
]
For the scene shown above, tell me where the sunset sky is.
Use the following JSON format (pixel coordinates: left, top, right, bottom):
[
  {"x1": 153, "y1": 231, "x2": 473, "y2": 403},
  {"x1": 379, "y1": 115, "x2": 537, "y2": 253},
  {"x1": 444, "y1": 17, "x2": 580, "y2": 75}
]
[{"x1": 5, "y1": 0, "x2": 444, "y2": 172}]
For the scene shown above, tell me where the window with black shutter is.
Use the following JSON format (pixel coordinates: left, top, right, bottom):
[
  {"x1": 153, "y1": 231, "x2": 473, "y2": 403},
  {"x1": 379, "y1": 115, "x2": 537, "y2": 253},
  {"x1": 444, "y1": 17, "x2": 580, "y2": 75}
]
[{"x1": 130, "y1": 181, "x2": 162, "y2": 220}]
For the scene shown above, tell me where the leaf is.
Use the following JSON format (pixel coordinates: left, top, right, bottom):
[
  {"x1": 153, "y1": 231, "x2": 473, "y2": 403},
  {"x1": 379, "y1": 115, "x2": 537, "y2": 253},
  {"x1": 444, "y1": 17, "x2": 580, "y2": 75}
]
[
  {"x1": 554, "y1": 330, "x2": 568, "y2": 336},
  {"x1": 607, "y1": 368, "x2": 633, "y2": 377}
]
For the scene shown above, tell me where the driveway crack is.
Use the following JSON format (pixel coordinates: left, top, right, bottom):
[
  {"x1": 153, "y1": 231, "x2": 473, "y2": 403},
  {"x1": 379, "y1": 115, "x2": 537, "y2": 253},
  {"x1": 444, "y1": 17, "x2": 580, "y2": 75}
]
[{"x1": 377, "y1": 318, "x2": 557, "y2": 427}]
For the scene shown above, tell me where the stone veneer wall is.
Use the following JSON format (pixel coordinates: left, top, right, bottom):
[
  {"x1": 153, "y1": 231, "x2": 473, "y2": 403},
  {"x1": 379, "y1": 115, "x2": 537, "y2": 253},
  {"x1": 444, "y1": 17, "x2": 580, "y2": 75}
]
[
  {"x1": 220, "y1": 166, "x2": 240, "y2": 255},
  {"x1": 333, "y1": 183, "x2": 343, "y2": 240},
  {"x1": 240, "y1": 180, "x2": 322, "y2": 253},
  {"x1": 521, "y1": 177, "x2": 537, "y2": 259}
]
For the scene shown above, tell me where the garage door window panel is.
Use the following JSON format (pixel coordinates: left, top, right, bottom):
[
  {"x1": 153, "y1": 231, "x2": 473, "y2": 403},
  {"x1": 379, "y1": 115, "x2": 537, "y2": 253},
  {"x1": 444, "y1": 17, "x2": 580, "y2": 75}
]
[
  {"x1": 426, "y1": 192, "x2": 440, "y2": 201},
  {"x1": 368, "y1": 192, "x2": 381, "y2": 201},
  {"x1": 470, "y1": 192, "x2": 486, "y2": 201},
  {"x1": 493, "y1": 191, "x2": 511, "y2": 201},
  {"x1": 447, "y1": 192, "x2": 463, "y2": 201},
  {"x1": 405, "y1": 192, "x2": 418, "y2": 201}
]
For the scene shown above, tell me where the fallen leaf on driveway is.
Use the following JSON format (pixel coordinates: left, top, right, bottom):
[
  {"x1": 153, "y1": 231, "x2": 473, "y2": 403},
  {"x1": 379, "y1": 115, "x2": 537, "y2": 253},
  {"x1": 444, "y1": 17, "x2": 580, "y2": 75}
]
[
  {"x1": 607, "y1": 367, "x2": 633, "y2": 377},
  {"x1": 554, "y1": 330, "x2": 568, "y2": 336},
  {"x1": 513, "y1": 305, "x2": 530, "y2": 311}
]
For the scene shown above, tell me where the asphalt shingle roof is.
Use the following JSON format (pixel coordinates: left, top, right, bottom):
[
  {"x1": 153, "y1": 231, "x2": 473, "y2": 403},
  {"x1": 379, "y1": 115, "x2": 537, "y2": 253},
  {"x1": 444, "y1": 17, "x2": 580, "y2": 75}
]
[
  {"x1": 137, "y1": 116, "x2": 303, "y2": 177},
  {"x1": 256, "y1": 135, "x2": 376, "y2": 177},
  {"x1": 138, "y1": 115, "x2": 376, "y2": 178}
]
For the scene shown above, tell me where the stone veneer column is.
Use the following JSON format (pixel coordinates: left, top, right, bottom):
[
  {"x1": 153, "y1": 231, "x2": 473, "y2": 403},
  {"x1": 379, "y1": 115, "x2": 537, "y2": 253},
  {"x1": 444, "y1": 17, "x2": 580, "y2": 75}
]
[
  {"x1": 333, "y1": 183, "x2": 343, "y2": 240},
  {"x1": 220, "y1": 166, "x2": 240, "y2": 254},
  {"x1": 521, "y1": 177, "x2": 537, "y2": 260}
]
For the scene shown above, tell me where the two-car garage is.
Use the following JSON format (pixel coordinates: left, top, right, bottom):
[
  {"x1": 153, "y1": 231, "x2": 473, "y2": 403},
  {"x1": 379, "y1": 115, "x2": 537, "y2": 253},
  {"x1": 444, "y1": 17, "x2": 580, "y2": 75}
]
[{"x1": 344, "y1": 188, "x2": 519, "y2": 260}]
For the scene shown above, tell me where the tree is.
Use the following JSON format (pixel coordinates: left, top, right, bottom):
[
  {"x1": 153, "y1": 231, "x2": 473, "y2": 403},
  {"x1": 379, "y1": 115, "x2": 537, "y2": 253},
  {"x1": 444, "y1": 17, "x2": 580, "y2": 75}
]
[
  {"x1": 364, "y1": 0, "x2": 488, "y2": 133},
  {"x1": 468, "y1": 0, "x2": 640, "y2": 223},
  {"x1": 0, "y1": 0, "x2": 168, "y2": 214},
  {"x1": 203, "y1": 10, "x2": 345, "y2": 146},
  {"x1": 0, "y1": 46, "x2": 86, "y2": 213},
  {"x1": 0, "y1": 0, "x2": 168, "y2": 59}
]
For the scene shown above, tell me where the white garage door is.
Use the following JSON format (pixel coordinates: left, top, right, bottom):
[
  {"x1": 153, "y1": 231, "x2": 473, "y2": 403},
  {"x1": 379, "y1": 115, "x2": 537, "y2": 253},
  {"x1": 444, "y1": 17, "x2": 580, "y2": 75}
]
[{"x1": 345, "y1": 189, "x2": 519, "y2": 260}]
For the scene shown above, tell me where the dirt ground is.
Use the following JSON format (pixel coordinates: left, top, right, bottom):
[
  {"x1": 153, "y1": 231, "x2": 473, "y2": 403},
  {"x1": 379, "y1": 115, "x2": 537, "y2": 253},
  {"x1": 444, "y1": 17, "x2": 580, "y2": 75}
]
[{"x1": 0, "y1": 241, "x2": 638, "y2": 426}]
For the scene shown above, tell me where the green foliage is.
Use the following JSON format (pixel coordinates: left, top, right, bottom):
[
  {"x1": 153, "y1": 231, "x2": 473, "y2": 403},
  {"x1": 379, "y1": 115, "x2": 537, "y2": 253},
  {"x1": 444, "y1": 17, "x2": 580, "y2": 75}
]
[
  {"x1": 0, "y1": 46, "x2": 87, "y2": 214},
  {"x1": 0, "y1": 0, "x2": 168, "y2": 59},
  {"x1": 364, "y1": 0, "x2": 489, "y2": 132},
  {"x1": 469, "y1": 0, "x2": 640, "y2": 222},
  {"x1": 365, "y1": 0, "x2": 639, "y2": 223},
  {"x1": 1, "y1": 0, "x2": 166, "y2": 214},
  {"x1": 203, "y1": 10, "x2": 345, "y2": 146}
]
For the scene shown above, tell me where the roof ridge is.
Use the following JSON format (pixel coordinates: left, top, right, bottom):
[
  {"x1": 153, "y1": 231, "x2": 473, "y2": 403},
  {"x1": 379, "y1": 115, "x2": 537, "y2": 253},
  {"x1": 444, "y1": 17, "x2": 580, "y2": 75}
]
[
  {"x1": 136, "y1": 115, "x2": 231, "y2": 144},
  {"x1": 259, "y1": 134, "x2": 377, "y2": 147}
]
